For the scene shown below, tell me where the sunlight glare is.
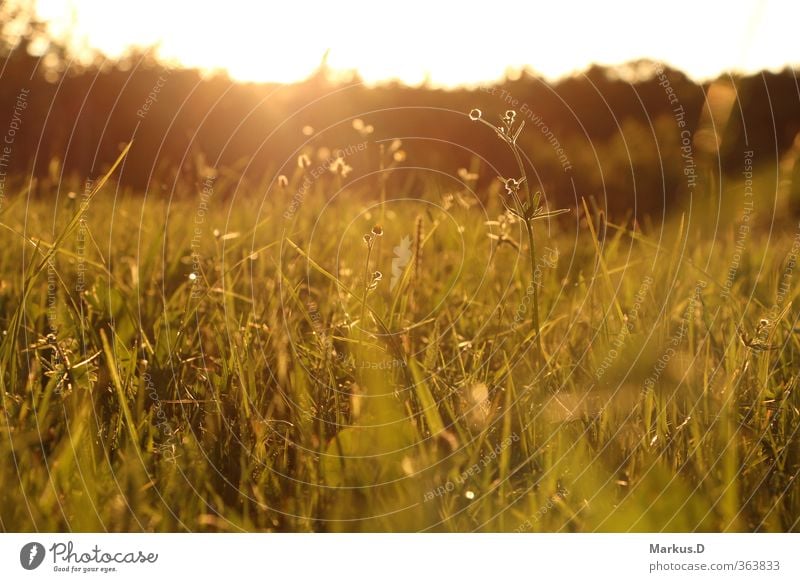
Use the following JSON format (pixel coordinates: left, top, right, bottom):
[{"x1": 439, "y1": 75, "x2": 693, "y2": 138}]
[{"x1": 34, "y1": 0, "x2": 800, "y2": 86}]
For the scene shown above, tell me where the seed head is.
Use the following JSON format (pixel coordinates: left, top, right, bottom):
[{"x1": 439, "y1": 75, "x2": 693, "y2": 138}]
[
  {"x1": 469, "y1": 109, "x2": 482, "y2": 121},
  {"x1": 502, "y1": 177, "x2": 524, "y2": 194},
  {"x1": 371, "y1": 225, "x2": 383, "y2": 237},
  {"x1": 329, "y1": 157, "x2": 353, "y2": 178},
  {"x1": 442, "y1": 192, "x2": 454, "y2": 210}
]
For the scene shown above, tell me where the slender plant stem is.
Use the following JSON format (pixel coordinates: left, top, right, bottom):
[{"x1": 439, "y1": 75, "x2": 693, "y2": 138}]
[
  {"x1": 360, "y1": 242, "x2": 373, "y2": 340},
  {"x1": 475, "y1": 113, "x2": 544, "y2": 361},
  {"x1": 523, "y1": 218, "x2": 543, "y2": 360},
  {"x1": 509, "y1": 142, "x2": 543, "y2": 361}
]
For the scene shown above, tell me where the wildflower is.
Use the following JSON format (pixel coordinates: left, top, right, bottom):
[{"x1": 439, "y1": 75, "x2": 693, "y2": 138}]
[
  {"x1": 467, "y1": 108, "x2": 571, "y2": 361},
  {"x1": 371, "y1": 225, "x2": 383, "y2": 237},
  {"x1": 329, "y1": 157, "x2": 353, "y2": 178},
  {"x1": 502, "y1": 177, "x2": 525, "y2": 196}
]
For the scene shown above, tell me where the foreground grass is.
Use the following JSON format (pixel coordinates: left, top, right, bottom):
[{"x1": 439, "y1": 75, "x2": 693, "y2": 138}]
[{"x1": 0, "y1": 154, "x2": 799, "y2": 532}]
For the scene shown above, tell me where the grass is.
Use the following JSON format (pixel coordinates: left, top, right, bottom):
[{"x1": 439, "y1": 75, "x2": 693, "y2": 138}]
[{"x1": 0, "y1": 122, "x2": 799, "y2": 533}]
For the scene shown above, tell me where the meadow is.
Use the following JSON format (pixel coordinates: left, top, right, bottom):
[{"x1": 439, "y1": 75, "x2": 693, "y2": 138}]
[{"x1": 0, "y1": 112, "x2": 799, "y2": 533}]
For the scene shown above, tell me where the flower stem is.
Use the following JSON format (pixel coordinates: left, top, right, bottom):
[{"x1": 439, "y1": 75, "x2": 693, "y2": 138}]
[
  {"x1": 360, "y1": 243, "x2": 373, "y2": 338},
  {"x1": 473, "y1": 111, "x2": 544, "y2": 362},
  {"x1": 509, "y1": 142, "x2": 543, "y2": 362},
  {"x1": 523, "y1": 218, "x2": 543, "y2": 361}
]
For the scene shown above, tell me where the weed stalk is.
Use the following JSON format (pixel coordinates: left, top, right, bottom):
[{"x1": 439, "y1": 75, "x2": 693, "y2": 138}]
[{"x1": 468, "y1": 109, "x2": 568, "y2": 362}]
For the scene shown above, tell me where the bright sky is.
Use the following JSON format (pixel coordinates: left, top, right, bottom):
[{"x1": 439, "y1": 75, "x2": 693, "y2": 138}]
[{"x1": 34, "y1": 0, "x2": 800, "y2": 86}]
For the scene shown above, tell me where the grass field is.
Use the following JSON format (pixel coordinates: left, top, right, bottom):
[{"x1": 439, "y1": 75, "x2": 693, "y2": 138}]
[{"x1": 1, "y1": 118, "x2": 799, "y2": 532}]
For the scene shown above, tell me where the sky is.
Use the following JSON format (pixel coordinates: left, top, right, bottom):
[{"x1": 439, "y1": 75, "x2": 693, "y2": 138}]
[{"x1": 32, "y1": 0, "x2": 800, "y2": 87}]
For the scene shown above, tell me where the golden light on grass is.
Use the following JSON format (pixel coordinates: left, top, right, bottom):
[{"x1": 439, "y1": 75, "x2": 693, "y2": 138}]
[{"x1": 2, "y1": 0, "x2": 799, "y2": 539}]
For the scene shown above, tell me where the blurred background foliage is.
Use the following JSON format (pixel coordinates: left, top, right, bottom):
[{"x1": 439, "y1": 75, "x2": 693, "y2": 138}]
[{"x1": 1, "y1": 3, "x2": 800, "y2": 220}]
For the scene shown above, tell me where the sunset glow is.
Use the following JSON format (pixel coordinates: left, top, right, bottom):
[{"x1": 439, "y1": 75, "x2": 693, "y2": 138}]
[{"x1": 34, "y1": 0, "x2": 800, "y2": 86}]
